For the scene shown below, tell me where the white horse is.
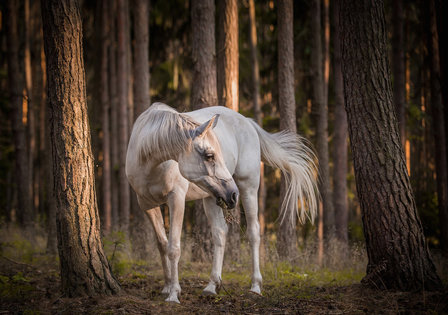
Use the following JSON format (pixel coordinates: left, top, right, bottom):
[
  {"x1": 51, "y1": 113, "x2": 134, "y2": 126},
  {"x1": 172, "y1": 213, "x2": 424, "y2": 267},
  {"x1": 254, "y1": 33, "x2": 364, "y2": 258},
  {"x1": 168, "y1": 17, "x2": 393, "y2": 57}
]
[{"x1": 126, "y1": 103, "x2": 318, "y2": 303}]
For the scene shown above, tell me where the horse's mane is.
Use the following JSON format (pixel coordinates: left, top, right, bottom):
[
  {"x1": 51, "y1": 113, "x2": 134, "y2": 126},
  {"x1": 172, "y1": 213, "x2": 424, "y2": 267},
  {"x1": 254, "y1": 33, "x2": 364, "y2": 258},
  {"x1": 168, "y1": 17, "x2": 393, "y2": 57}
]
[{"x1": 132, "y1": 103, "x2": 198, "y2": 162}]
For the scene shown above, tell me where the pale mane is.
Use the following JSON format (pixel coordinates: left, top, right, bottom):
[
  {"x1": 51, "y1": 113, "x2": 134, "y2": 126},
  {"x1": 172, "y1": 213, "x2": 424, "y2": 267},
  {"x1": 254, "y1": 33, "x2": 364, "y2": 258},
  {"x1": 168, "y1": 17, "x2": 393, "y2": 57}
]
[{"x1": 132, "y1": 103, "x2": 198, "y2": 163}]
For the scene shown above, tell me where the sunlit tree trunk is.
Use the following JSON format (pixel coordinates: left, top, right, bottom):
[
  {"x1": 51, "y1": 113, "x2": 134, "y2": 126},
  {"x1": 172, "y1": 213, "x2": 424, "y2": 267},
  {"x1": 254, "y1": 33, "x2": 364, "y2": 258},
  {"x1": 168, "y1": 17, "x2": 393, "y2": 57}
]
[
  {"x1": 340, "y1": 0, "x2": 442, "y2": 290},
  {"x1": 332, "y1": 0, "x2": 348, "y2": 246},
  {"x1": 392, "y1": 0, "x2": 406, "y2": 148},
  {"x1": 6, "y1": 0, "x2": 33, "y2": 228},
  {"x1": 217, "y1": 0, "x2": 240, "y2": 261},
  {"x1": 191, "y1": 0, "x2": 217, "y2": 261},
  {"x1": 428, "y1": 0, "x2": 448, "y2": 253},
  {"x1": 117, "y1": 0, "x2": 130, "y2": 233},
  {"x1": 41, "y1": 0, "x2": 121, "y2": 296},
  {"x1": 276, "y1": 0, "x2": 297, "y2": 260}
]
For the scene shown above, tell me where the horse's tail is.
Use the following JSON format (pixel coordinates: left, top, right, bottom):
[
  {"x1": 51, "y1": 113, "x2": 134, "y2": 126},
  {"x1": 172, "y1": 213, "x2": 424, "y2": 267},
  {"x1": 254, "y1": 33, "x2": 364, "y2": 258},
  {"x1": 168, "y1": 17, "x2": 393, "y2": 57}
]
[{"x1": 248, "y1": 120, "x2": 319, "y2": 224}]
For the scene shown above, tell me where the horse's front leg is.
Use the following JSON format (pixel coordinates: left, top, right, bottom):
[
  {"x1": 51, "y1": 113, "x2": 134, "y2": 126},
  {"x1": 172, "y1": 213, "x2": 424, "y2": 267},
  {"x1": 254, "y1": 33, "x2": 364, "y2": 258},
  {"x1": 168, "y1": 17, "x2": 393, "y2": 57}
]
[
  {"x1": 239, "y1": 186, "x2": 262, "y2": 294},
  {"x1": 165, "y1": 191, "x2": 186, "y2": 303},
  {"x1": 202, "y1": 196, "x2": 228, "y2": 295}
]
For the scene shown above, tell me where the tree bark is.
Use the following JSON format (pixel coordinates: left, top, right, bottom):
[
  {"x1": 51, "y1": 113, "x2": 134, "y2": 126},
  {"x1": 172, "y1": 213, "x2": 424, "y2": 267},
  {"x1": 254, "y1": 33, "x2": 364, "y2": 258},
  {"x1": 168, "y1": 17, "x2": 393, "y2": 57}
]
[
  {"x1": 41, "y1": 0, "x2": 120, "y2": 296},
  {"x1": 190, "y1": 0, "x2": 217, "y2": 262},
  {"x1": 340, "y1": 0, "x2": 442, "y2": 290},
  {"x1": 332, "y1": 0, "x2": 348, "y2": 245},
  {"x1": 276, "y1": 0, "x2": 298, "y2": 260},
  {"x1": 132, "y1": 0, "x2": 150, "y2": 119},
  {"x1": 108, "y1": 1, "x2": 119, "y2": 231},
  {"x1": 117, "y1": 0, "x2": 130, "y2": 233},
  {"x1": 101, "y1": 0, "x2": 112, "y2": 234},
  {"x1": 311, "y1": 0, "x2": 335, "y2": 240},
  {"x1": 428, "y1": 0, "x2": 448, "y2": 253},
  {"x1": 217, "y1": 0, "x2": 240, "y2": 261},
  {"x1": 6, "y1": 0, "x2": 33, "y2": 228},
  {"x1": 392, "y1": 0, "x2": 406, "y2": 148},
  {"x1": 248, "y1": 0, "x2": 266, "y2": 246}
]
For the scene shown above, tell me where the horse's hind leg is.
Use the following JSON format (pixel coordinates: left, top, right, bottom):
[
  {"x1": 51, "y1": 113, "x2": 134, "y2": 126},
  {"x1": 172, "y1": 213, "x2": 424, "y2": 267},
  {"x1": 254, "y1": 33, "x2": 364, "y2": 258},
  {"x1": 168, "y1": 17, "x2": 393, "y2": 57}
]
[
  {"x1": 202, "y1": 196, "x2": 228, "y2": 295},
  {"x1": 145, "y1": 206, "x2": 171, "y2": 295}
]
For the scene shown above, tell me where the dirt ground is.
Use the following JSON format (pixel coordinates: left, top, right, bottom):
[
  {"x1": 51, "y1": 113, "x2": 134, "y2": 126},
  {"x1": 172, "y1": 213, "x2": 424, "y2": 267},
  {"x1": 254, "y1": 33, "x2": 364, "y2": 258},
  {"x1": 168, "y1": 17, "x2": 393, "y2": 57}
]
[{"x1": 1, "y1": 256, "x2": 447, "y2": 315}]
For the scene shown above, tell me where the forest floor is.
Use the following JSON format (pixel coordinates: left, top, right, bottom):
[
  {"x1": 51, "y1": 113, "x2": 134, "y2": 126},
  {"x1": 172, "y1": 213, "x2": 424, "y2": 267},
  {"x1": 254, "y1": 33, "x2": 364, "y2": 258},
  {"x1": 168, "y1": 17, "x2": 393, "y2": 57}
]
[{"x1": 0, "y1": 228, "x2": 447, "y2": 314}]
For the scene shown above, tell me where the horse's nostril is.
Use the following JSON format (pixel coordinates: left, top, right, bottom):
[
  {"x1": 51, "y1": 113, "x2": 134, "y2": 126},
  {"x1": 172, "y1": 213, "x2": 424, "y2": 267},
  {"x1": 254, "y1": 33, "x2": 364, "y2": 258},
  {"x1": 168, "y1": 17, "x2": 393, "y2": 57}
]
[{"x1": 231, "y1": 192, "x2": 238, "y2": 204}]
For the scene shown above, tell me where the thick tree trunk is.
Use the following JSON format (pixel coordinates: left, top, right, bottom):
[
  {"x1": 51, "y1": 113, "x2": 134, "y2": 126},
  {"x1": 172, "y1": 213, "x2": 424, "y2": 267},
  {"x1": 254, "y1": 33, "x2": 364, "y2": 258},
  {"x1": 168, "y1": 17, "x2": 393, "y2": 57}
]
[
  {"x1": 6, "y1": 0, "x2": 33, "y2": 228},
  {"x1": 132, "y1": 0, "x2": 150, "y2": 119},
  {"x1": 392, "y1": 0, "x2": 406, "y2": 148},
  {"x1": 276, "y1": 0, "x2": 298, "y2": 260},
  {"x1": 101, "y1": 0, "x2": 112, "y2": 234},
  {"x1": 191, "y1": 0, "x2": 217, "y2": 262},
  {"x1": 311, "y1": 0, "x2": 334, "y2": 241},
  {"x1": 117, "y1": 0, "x2": 130, "y2": 233},
  {"x1": 332, "y1": 0, "x2": 348, "y2": 245},
  {"x1": 41, "y1": 0, "x2": 120, "y2": 296},
  {"x1": 217, "y1": 0, "x2": 240, "y2": 261},
  {"x1": 428, "y1": 0, "x2": 448, "y2": 253},
  {"x1": 340, "y1": 0, "x2": 442, "y2": 290}
]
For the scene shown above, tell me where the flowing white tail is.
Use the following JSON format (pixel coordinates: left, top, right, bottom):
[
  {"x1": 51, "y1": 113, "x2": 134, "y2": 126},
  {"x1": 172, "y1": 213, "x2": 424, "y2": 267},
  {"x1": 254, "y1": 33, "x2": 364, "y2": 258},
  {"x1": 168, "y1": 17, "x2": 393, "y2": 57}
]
[{"x1": 248, "y1": 120, "x2": 319, "y2": 224}]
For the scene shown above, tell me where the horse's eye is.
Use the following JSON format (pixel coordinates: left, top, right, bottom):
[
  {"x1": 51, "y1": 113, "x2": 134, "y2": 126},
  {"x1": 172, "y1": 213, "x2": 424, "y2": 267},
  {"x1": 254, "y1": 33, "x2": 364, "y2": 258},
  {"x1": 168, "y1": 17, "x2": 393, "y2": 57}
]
[{"x1": 205, "y1": 153, "x2": 214, "y2": 161}]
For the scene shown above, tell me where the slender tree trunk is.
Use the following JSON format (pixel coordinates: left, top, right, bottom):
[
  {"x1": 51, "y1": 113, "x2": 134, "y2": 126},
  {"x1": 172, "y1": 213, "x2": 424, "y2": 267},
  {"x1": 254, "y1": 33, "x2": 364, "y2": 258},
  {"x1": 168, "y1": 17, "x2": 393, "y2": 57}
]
[
  {"x1": 428, "y1": 0, "x2": 448, "y2": 253},
  {"x1": 117, "y1": 0, "x2": 130, "y2": 233},
  {"x1": 132, "y1": 0, "x2": 150, "y2": 119},
  {"x1": 217, "y1": 0, "x2": 240, "y2": 261},
  {"x1": 25, "y1": 0, "x2": 36, "y2": 220},
  {"x1": 191, "y1": 0, "x2": 217, "y2": 261},
  {"x1": 392, "y1": 0, "x2": 406, "y2": 148},
  {"x1": 340, "y1": 0, "x2": 442, "y2": 290},
  {"x1": 248, "y1": 0, "x2": 266, "y2": 250},
  {"x1": 130, "y1": 0, "x2": 155, "y2": 259},
  {"x1": 41, "y1": 0, "x2": 120, "y2": 296},
  {"x1": 109, "y1": 1, "x2": 119, "y2": 231},
  {"x1": 101, "y1": 0, "x2": 112, "y2": 234},
  {"x1": 311, "y1": 0, "x2": 334, "y2": 243},
  {"x1": 332, "y1": 0, "x2": 348, "y2": 245},
  {"x1": 277, "y1": 0, "x2": 298, "y2": 260},
  {"x1": 6, "y1": 0, "x2": 33, "y2": 228}
]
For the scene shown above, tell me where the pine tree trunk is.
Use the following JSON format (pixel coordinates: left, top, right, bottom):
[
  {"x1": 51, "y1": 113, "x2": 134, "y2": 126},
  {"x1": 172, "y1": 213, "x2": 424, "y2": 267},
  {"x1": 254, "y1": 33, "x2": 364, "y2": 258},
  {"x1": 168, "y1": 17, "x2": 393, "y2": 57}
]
[
  {"x1": 108, "y1": 1, "x2": 119, "y2": 231},
  {"x1": 6, "y1": 0, "x2": 33, "y2": 228},
  {"x1": 132, "y1": 0, "x2": 150, "y2": 119},
  {"x1": 101, "y1": 0, "x2": 112, "y2": 234},
  {"x1": 311, "y1": 0, "x2": 334, "y2": 241},
  {"x1": 392, "y1": 0, "x2": 406, "y2": 148},
  {"x1": 340, "y1": 0, "x2": 442, "y2": 290},
  {"x1": 117, "y1": 0, "x2": 130, "y2": 233},
  {"x1": 428, "y1": 0, "x2": 448, "y2": 253},
  {"x1": 217, "y1": 0, "x2": 240, "y2": 261},
  {"x1": 41, "y1": 0, "x2": 120, "y2": 296},
  {"x1": 248, "y1": 0, "x2": 266, "y2": 248},
  {"x1": 277, "y1": 0, "x2": 298, "y2": 260},
  {"x1": 332, "y1": 0, "x2": 348, "y2": 245},
  {"x1": 191, "y1": 0, "x2": 217, "y2": 262}
]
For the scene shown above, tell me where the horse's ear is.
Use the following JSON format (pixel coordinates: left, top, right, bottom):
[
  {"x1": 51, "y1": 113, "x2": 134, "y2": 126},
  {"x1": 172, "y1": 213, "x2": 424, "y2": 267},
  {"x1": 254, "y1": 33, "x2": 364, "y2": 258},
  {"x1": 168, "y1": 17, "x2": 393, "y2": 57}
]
[{"x1": 192, "y1": 114, "x2": 220, "y2": 139}]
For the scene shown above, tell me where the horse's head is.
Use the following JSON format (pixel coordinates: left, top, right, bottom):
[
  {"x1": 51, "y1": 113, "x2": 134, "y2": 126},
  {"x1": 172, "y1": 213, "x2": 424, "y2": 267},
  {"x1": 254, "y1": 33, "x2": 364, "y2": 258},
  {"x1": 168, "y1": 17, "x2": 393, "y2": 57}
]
[{"x1": 178, "y1": 115, "x2": 239, "y2": 209}]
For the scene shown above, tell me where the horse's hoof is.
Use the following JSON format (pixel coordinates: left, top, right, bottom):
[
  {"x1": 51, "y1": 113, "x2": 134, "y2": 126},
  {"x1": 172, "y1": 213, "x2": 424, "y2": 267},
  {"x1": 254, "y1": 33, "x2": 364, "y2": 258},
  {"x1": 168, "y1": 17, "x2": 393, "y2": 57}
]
[
  {"x1": 249, "y1": 285, "x2": 262, "y2": 295},
  {"x1": 202, "y1": 283, "x2": 217, "y2": 296},
  {"x1": 165, "y1": 294, "x2": 180, "y2": 304}
]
